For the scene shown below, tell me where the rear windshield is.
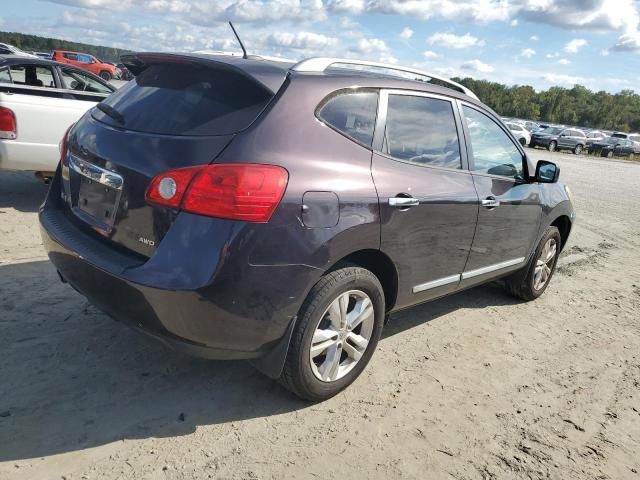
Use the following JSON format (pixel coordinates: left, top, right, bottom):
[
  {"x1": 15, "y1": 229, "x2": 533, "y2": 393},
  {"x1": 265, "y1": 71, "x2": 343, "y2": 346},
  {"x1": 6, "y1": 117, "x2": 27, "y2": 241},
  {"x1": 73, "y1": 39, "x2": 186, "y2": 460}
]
[{"x1": 92, "y1": 62, "x2": 273, "y2": 136}]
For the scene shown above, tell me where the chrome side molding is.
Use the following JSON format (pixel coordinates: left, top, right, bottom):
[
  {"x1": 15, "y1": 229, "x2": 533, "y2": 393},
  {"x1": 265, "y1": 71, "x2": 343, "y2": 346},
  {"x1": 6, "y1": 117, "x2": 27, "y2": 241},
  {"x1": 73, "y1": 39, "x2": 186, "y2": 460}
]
[
  {"x1": 461, "y1": 257, "x2": 525, "y2": 280},
  {"x1": 412, "y1": 274, "x2": 460, "y2": 294},
  {"x1": 412, "y1": 257, "x2": 526, "y2": 294}
]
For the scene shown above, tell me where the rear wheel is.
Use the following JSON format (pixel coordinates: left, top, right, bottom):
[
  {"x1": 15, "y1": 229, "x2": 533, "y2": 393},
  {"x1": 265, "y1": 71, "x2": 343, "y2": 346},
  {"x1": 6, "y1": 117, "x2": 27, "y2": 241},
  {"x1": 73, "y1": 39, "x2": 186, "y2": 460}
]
[
  {"x1": 519, "y1": 137, "x2": 527, "y2": 146},
  {"x1": 279, "y1": 266, "x2": 385, "y2": 401},
  {"x1": 548, "y1": 141, "x2": 557, "y2": 152},
  {"x1": 630, "y1": 153, "x2": 635, "y2": 160},
  {"x1": 574, "y1": 144, "x2": 583, "y2": 155},
  {"x1": 607, "y1": 150, "x2": 614, "y2": 159},
  {"x1": 99, "y1": 70, "x2": 112, "y2": 81},
  {"x1": 504, "y1": 226, "x2": 561, "y2": 301}
]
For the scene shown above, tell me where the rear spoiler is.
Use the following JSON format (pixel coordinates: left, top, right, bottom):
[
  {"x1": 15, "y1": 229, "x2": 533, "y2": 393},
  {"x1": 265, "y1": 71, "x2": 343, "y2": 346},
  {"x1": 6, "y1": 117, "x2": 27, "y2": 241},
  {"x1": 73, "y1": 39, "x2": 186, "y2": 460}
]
[{"x1": 120, "y1": 52, "x2": 289, "y2": 94}]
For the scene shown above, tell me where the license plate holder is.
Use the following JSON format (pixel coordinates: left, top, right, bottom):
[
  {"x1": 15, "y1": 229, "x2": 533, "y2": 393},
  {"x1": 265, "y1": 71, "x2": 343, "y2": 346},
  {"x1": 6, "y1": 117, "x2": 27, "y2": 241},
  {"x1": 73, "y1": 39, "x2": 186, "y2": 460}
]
[{"x1": 78, "y1": 176, "x2": 120, "y2": 226}]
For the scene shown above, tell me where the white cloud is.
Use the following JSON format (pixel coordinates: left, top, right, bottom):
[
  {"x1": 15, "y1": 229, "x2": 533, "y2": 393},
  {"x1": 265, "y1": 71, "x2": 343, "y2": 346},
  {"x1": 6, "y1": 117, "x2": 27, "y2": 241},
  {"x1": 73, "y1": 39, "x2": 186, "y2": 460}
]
[
  {"x1": 428, "y1": 32, "x2": 484, "y2": 49},
  {"x1": 542, "y1": 73, "x2": 585, "y2": 86},
  {"x1": 327, "y1": 0, "x2": 365, "y2": 14},
  {"x1": 530, "y1": 35, "x2": 539, "y2": 41},
  {"x1": 545, "y1": 52, "x2": 560, "y2": 59},
  {"x1": 519, "y1": 48, "x2": 535, "y2": 58},
  {"x1": 399, "y1": 27, "x2": 414, "y2": 40},
  {"x1": 369, "y1": 0, "x2": 512, "y2": 23},
  {"x1": 601, "y1": 49, "x2": 610, "y2": 56},
  {"x1": 348, "y1": 37, "x2": 397, "y2": 64},
  {"x1": 266, "y1": 31, "x2": 336, "y2": 50},
  {"x1": 558, "y1": 58, "x2": 571, "y2": 65},
  {"x1": 564, "y1": 38, "x2": 587, "y2": 54},
  {"x1": 423, "y1": 50, "x2": 439, "y2": 59},
  {"x1": 612, "y1": 31, "x2": 640, "y2": 51},
  {"x1": 510, "y1": 19, "x2": 518, "y2": 26},
  {"x1": 461, "y1": 59, "x2": 494, "y2": 73}
]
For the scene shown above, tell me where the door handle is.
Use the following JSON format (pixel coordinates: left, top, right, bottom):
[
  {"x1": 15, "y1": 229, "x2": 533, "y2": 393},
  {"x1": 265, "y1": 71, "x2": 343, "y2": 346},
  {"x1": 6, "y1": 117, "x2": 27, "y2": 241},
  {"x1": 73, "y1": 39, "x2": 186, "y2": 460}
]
[
  {"x1": 481, "y1": 197, "x2": 500, "y2": 209},
  {"x1": 389, "y1": 196, "x2": 419, "y2": 208}
]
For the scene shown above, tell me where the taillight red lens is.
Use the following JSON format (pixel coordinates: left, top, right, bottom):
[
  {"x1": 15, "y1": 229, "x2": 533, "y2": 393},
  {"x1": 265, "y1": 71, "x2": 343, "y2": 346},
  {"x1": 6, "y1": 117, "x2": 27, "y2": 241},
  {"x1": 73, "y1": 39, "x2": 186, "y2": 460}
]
[
  {"x1": 0, "y1": 107, "x2": 17, "y2": 140},
  {"x1": 146, "y1": 164, "x2": 288, "y2": 222}
]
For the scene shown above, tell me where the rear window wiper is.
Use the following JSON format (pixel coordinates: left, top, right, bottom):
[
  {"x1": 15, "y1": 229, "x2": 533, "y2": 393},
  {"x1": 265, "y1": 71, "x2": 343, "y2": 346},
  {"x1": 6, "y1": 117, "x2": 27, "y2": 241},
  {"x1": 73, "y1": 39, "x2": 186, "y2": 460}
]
[{"x1": 96, "y1": 103, "x2": 125, "y2": 125}]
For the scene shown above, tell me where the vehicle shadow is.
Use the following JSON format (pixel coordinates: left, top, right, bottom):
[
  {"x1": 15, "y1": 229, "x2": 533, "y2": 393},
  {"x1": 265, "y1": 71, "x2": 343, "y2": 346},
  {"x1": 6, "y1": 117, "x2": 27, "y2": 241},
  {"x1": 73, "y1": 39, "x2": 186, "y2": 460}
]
[
  {"x1": 0, "y1": 171, "x2": 49, "y2": 213},
  {"x1": 0, "y1": 259, "x2": 519, "y2": 462}
]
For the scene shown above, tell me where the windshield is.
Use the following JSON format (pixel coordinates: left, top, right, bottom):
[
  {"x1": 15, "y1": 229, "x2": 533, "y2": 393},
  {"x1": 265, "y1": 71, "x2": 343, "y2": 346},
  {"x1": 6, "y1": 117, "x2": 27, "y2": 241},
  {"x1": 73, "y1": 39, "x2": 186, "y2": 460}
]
[
  {"x1": 541, "y1": 127, "x2": 563, "y2": 134},
  {"x1": 603, "y1": 138, "x2": 619, "y2": 145}
]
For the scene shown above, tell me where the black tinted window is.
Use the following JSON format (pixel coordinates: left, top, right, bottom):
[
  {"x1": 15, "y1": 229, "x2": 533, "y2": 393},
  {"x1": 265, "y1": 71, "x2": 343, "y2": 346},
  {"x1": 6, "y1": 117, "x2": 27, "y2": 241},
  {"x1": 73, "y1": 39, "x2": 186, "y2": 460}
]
[
  {"x1": 463, "y1": 105, "x2": 523, "y2": 178},
  {"x1": 317, "y1": 91, "x2": 378, "y2": 147},
  {"x1": 94, "y1": 63, "x2": 273, "y2": 136},
  {"x1": 383, "y1": 95, "x2": 461, "y2": 169}
]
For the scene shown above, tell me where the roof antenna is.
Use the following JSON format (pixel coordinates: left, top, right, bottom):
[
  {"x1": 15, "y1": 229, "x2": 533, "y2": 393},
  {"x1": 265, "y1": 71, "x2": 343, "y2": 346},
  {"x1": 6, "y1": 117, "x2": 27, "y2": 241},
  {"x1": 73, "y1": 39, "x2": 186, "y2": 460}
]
[{"x1": 228, "y1": 21, "x2": 247, "y2": 59}]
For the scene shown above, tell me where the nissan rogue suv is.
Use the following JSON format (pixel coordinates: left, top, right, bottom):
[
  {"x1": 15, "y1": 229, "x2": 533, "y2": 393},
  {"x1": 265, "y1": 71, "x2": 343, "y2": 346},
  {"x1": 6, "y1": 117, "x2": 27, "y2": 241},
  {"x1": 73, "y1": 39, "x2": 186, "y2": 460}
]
[{"x1": 39, "y1": 53, "x2": 575, "y2": 401}]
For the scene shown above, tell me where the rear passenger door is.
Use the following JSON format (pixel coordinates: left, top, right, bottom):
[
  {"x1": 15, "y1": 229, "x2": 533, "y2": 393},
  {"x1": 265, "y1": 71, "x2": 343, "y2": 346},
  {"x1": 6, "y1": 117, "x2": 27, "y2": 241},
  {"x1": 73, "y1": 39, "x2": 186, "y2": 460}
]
[
  {"x1": 372, "y1": 91, "x2": 479, "y2": 308},
  {"x1": 459, "y1": 103, "x2": 541, "y2": 287}
]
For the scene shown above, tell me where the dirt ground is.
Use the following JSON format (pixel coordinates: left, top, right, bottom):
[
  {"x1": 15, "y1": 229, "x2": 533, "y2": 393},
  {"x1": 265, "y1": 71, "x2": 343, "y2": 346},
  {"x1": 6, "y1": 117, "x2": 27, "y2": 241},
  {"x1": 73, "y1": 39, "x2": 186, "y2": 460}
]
[{"x1": 1, "y1": 152, "x2": 639, "y2": 480}]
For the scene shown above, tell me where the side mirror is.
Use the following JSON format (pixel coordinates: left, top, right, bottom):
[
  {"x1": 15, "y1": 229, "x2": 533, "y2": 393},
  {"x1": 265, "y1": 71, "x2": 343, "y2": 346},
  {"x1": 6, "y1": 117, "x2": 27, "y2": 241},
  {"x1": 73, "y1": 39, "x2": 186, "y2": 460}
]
[{"x1": 535, "y1": 160, "x2": 560, "y2": 183}]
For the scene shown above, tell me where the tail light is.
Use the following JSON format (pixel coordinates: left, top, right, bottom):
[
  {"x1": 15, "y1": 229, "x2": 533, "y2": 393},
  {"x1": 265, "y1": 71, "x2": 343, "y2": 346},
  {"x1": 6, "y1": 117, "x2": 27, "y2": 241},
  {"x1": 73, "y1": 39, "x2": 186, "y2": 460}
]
[
  {"x1": 146, "y1": 164, "x2": 289, "y2": 223},
  {"x1": 0, "y1": 107, "x2": 17, "y2": 140}
]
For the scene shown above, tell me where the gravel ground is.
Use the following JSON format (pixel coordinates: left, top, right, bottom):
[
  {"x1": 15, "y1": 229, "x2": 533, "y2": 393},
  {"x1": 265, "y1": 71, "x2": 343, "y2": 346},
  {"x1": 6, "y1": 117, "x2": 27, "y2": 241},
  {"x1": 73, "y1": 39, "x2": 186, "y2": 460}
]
[{"x1": 1, "y1": 151, "x2": 639, "y2": 480}]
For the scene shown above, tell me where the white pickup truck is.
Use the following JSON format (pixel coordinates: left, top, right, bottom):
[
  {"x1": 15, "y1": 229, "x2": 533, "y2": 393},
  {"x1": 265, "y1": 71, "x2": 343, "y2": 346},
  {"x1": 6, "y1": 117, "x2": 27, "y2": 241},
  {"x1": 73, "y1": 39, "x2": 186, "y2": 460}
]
[{"x1": 0, "y1": 55, "x2": 116, "y2": 175}]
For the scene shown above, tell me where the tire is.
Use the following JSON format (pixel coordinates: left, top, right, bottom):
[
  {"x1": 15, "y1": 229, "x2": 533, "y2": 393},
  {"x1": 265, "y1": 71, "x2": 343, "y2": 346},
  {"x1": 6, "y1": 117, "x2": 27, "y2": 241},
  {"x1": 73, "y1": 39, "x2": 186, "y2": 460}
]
[
  {"x1": 548, "y1": 141, "x2": 557, "y2": 152},
  {"x1": 279, "y1": 266, "x2": 385, "y2": 401},
  {"x1": 99, "y1": 71, "x2": 112, "y2": 81},
  {"x1": 503, "y1": 226, "x2": 561, "y2": 302},
  {"x1": 630, "y1": 153, "x2": 635, "y2": 160},
  {"x1": 574, "y1": 144, "x2": 583, "y2": 155},
  {"x1": 607, "y1": 150, "x2": 614, "y2": 159},
  {"x1": 519, "y1": 137, "x2": 527, "y2": 146}
]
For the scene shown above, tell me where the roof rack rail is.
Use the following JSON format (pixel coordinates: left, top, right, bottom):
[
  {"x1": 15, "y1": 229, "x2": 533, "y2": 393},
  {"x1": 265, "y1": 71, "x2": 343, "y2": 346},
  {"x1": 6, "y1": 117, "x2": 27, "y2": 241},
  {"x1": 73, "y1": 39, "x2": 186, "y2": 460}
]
[{"x1": 291, "y1": 57, "x2": 478, "y2": 100}]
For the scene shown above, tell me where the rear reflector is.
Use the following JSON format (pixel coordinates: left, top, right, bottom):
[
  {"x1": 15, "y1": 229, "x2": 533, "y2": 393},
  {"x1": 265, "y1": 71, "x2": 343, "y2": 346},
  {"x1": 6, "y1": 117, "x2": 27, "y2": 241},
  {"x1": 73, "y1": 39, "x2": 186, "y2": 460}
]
[
  {"x1": 146, "y1": 164, "x2": 289, "y2": 222},
  {"x1": 0, "y1": 107, "x2": 17, "y2": 140}
]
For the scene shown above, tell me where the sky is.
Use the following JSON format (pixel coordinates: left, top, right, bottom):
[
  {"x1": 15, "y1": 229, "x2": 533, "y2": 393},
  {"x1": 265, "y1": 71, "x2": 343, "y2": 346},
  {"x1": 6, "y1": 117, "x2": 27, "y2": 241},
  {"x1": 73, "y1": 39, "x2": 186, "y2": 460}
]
[{"x1": 1, "y1": 0, "x2": 639, "y2": 93}]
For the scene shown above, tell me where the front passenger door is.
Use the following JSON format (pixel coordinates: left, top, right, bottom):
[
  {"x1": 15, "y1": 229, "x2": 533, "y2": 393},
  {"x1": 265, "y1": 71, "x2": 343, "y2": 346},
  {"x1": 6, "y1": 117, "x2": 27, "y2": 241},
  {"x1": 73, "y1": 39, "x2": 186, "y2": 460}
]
[{"x1": 459, "y1": 104, "x2": 542, "y2": 287}]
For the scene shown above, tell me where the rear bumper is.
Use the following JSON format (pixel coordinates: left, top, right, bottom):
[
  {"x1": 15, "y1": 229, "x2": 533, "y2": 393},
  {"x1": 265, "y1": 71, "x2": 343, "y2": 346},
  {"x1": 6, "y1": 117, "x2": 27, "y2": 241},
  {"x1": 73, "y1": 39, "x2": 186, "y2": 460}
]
[{"x1": 39, "y1": 176, "x2": 321, "y2": 361}]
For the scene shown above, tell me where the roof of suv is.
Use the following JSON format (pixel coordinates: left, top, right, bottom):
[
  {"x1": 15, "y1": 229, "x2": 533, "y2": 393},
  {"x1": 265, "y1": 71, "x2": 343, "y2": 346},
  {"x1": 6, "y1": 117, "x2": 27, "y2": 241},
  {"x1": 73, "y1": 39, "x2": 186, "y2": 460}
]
[{"x1": 121, "y1": 52, "x2": 482, "y2": 106}]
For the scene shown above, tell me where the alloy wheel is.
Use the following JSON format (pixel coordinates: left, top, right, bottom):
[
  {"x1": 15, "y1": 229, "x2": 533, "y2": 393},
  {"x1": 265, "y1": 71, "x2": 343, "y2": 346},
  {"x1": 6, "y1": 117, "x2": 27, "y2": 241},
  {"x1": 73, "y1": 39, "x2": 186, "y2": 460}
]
[
  {"x1": 309, "y1": 290, "x2": 374, "y2": 382},
  {"x1": 534, "y1": 238, "x2": 557, "y2": 291}
]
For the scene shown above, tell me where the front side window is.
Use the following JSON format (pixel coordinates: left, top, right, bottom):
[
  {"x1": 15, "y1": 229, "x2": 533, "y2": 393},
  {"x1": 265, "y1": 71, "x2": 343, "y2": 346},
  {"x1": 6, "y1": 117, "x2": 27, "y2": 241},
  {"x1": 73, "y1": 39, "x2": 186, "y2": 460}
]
[
  {"x1": 383, "y1": 94, "x2": 461, "y2": 169},
  {"x1": 317, "y1": 91, "x2": 378, "y2": 147},
  {"x1": 60, "y1": 68, "x2": 112, "y2": 94},
  {"x1": 63, "y1": 53, "x2": 78, "y2": 61},
  {"x1": 463, "y1": 105, "x2": 524, "y2": 178}
]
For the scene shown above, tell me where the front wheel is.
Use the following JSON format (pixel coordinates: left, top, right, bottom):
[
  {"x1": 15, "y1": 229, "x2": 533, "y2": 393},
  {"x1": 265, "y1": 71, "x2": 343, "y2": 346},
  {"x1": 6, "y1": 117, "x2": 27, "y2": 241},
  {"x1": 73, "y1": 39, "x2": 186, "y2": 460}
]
[
  {"x1": 504, "y1": 226, "x2": 561, "y2": 301},
  {"x1": 548, "y1": 141, "x2": 557, "y2": 152},
  {"x1": 99, "y1": 70, "x2": 112, "y2": 81},
  {"x1": 630, "y1": 153, "x2": 635, "y2": 160},
  {"x1": 519, "y1": 137, "x2": 527, "y2": 146},
  {"x1": 574, "y1": 144, "x2": 583, "y2": 155},
  {"x1": 279, "y1": 266, "x2": 385, "y2": 401}
]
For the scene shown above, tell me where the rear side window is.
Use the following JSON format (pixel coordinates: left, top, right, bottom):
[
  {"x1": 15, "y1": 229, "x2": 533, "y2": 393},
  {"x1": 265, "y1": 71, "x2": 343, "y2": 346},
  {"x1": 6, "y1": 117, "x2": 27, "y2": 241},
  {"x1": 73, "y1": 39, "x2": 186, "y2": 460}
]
[
  {"x1": 317, "y1": 91, "x2": 378, "y2": 147},
  {"x1": 383, "y1": 95, "x2": 462, "y2": 169},
  {"x1": 94, "y1": 62, "x2": 273, "y2": 136}
]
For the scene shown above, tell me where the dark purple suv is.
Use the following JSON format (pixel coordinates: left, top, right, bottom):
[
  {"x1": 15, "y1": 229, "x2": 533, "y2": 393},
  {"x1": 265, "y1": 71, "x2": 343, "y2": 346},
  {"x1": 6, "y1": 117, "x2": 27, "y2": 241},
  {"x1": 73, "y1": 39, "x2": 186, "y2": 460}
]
[{"x1": 39, "y1": 53, "x2": 575, "y2": 401}]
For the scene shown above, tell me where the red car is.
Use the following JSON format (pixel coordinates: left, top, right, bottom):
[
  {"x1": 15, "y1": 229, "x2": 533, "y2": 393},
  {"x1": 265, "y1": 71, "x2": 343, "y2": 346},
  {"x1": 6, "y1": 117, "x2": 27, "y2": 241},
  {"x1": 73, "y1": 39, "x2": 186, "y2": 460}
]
[{"x1": 52, "y1": 50, "x2": 119, "y2": 81}]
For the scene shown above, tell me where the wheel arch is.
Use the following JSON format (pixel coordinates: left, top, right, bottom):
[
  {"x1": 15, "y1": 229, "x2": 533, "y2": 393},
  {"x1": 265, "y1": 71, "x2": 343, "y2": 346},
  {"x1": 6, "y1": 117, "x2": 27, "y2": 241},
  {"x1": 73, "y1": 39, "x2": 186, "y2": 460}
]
[
  {"x1": 330, "y1": 249, "x2": 399, "y2": 313},
  {"x1": 550, "y1": 215, "x2": 572, "y2": 252}
]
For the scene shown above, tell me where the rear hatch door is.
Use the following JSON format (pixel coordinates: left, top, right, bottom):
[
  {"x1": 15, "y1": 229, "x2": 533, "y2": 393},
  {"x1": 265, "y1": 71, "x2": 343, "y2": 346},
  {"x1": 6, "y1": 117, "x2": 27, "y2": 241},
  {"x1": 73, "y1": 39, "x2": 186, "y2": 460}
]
[{"x1": 61, "y1": 53, "x2": 286, "y2": 257}]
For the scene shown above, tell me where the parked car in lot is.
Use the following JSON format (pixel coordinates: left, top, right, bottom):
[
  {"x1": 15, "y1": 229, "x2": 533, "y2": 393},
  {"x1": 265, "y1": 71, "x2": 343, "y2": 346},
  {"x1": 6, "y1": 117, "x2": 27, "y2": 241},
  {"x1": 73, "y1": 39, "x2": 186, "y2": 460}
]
[
  {"x1": 590, "y1": 137, "x2": 637, "y2": 159},
  {"x1": 531, "y1": 127, "x2": 587, "y2": 154},
  {"x1": 52, "y1": 50, "x2": 120, "y2": 81},
  {"x1": 611, "y1": 132, "x2": 640, "y2": 153},
  {"x1": 0, "y1": 42, "x2": 37, "y2": 58},
  {"x1": 39, "y1": 53, "x2": 575, "y2": 401},
  {"x1": 585, "y1": 130, "x2": 607, "y2": 149},
  {"x1": 0, "y1": 56, "x2": 115, "y2": 174},
  {"x1": 506, "y1": 121, "x2": 531, "y2": 146}
]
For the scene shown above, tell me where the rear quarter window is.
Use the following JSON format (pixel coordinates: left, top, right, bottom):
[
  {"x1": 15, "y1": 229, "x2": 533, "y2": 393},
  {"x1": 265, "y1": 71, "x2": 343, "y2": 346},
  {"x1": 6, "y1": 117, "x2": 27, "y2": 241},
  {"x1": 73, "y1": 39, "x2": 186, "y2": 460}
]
[
  {"x1": 316, "y1": 90, "x2": 378, "y2": 147},
  {"x1": 93, "y1": 62, "x2": 273, "y2": 136}
]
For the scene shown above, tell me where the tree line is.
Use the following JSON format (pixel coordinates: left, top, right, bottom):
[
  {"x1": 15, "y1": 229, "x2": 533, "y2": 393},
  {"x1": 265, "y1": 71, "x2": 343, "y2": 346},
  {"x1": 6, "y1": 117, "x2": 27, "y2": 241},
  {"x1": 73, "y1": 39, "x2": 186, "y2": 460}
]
[
  {"x1": 453, "y1": 77, "x2": 640, "y2": 133},
  {"x1": 0, "y1": 31, "x2": 132, "y2": 63}
]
